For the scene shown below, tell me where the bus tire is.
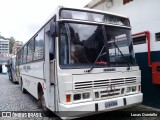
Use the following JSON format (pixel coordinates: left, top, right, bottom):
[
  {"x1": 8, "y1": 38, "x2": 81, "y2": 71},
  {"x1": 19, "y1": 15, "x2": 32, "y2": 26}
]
[
  {"x1": 21, "y1": 80, "x2": 27, "y2": 94},
  {"x1": 41, "y1": 94, "x2": 48, "y2": 111},
  {"x1": 41, "y1": 94, "x2": 53, "y2": 117}
]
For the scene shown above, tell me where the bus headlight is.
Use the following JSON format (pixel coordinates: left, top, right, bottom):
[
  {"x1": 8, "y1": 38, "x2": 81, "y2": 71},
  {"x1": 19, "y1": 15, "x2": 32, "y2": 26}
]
[
  {"x1": 95, "y1": 92, "x2": 99, "y2": 98},
  {"x1": 127, "y1": 87, "x2": 131, "y2": 93},
  {"x1": 73, "y1": 92, "x2": 91, "y2": 101},
  {"x1": 74, "y1": 94, "x2": 81, "y2": 101},
  {"x1": 82, "y1": 92, "x2": 90, "y2": 99},
  {"x1": 132, "y1": 86, "x2": 136, "y2": 92}
]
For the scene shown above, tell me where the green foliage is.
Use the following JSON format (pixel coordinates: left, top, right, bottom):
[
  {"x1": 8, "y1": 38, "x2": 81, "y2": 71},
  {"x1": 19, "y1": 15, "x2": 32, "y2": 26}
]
[{"x1": 9, "y1": 37, "x2": 15, "y2": 54}]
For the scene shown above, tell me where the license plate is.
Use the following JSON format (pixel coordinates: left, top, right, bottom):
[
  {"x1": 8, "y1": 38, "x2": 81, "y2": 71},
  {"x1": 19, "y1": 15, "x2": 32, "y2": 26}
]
[{"x1": 105, "y1": 101, "x2": 117, "y2": 108}]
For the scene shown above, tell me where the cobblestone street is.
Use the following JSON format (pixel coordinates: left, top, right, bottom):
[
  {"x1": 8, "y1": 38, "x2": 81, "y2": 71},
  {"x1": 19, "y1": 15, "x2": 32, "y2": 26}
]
[
  {"x1": 0, "y1": 74, "x2": 160, "y2": 120},
  {"x1": 0, "y1": 74, "x2": 47, "y2": 120},
  {"x1": 0, "y1": 74, "x2": 39, "y2": 111}
]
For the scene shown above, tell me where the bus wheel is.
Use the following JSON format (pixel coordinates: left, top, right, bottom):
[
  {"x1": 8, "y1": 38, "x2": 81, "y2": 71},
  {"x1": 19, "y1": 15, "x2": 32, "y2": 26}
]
[
  {"x1": 40, "y1": 94, "x2": 53, "y2": 116},
  {"x1": 21, "y1": 80, "x2": 27, "y2": 94},
  {"x1": 41, "y1": 94, "x2": 48, "y2": 111}
]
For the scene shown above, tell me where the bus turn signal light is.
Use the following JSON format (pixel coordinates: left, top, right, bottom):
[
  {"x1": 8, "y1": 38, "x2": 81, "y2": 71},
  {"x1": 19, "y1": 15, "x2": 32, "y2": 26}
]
[
  {"x1": 138, "y1": 85, "x2": 141, "y2": 92},
  {"x1": 66, "y1": 94, "x2": 71, "y2": 102}
]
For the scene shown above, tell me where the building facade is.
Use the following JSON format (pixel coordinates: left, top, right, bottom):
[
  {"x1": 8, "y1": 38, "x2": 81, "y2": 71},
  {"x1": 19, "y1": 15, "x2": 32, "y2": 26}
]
[
  {"x1": 85, "y1": 0, "x2": 160, "y2": 109},
  {"x1": 12, "y1": 41, "x2": 23, "y2": 55},
  {"x1": 0, "y1": 38, "x2": 9, "y2": 54}
]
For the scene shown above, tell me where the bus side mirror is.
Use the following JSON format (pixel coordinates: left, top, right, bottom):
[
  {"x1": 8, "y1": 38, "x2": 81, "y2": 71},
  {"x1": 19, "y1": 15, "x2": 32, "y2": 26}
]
[{"x1": 50, "y1": 22, "x2": 56, "y2": 37}]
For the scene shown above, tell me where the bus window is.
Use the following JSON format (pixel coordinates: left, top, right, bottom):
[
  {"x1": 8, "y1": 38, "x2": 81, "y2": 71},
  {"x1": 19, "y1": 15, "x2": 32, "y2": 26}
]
[
  {"x1": 59, "y1": 23, "x2": 105, "y2": 68},
  {"x1": 105, "y1": 26, "x2": 135, "y2": 66},
  {"x1": 20, "y1": 49, "x2": 23, "y2": 64},
  {"x1": 27, "y1": 39, "x2": 34, "y2": 62},
  {"x1": 23, "y1": 46, "x2": 27, "y2": 63},
  {"x1": 34, "y1": 29, "x2": 44, "y2": 60}
]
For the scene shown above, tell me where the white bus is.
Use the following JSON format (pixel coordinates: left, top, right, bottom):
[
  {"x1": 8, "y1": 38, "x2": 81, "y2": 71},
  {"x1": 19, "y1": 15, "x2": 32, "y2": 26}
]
[{"x1": 17, "y1": 6, "x2": 143, "y2": 118}]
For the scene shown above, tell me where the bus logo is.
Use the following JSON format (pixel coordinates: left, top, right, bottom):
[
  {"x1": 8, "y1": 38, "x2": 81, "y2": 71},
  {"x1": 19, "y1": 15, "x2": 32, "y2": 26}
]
[
  {"x1": 107, "y1": 84, "x2": 115, "y2": 95},
  {"x1": 23, "y1": 65, "x2": 31, "y2": 72}
]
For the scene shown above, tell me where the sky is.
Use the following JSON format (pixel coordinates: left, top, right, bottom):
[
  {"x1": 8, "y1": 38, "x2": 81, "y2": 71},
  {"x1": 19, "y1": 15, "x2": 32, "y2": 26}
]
[{"x1": 0, "y1": 0, "x2": 91, "y2": 44}]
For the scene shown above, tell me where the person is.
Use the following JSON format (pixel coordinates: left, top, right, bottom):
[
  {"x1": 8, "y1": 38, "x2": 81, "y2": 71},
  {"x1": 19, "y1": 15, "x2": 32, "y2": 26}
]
[{"x1": 7, "y1": 60, "x2": 12, "y2": 81}]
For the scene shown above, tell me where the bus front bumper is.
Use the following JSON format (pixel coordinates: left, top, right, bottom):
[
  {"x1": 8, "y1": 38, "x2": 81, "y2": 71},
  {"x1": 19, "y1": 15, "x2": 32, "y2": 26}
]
[{"x1": 58, "y1": 93, "x2": 143, "y2": 117}]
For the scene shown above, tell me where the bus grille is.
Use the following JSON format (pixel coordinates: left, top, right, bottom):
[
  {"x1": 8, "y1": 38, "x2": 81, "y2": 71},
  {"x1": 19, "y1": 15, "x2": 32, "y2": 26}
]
[
  {"x1": 74, "y1": 77, "x2": 137, "y2": 90},
  {"x1": 100, "y1": 88, "x2": 121, "y2": 98},
  {"x1": 125, "y1": 77, "x2": 137, "y2": 84}
]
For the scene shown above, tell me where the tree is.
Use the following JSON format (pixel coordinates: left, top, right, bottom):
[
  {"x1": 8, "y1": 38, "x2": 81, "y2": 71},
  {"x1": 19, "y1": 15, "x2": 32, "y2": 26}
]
[{"x1": 9, "y1": 37, "x2": 15, "y2": 54}]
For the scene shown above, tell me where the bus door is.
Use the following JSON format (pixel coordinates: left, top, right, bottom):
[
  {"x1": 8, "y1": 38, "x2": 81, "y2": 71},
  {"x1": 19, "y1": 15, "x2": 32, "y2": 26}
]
[{"x1": 44, "y1": 20, "x2": 57, "y2": 111}]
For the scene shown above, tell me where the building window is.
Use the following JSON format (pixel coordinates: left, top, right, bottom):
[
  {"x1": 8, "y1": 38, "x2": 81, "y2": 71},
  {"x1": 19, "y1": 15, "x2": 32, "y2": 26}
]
[
  {"x1": 155, "y1": 32, "x2": 160, "y2": 41},
  {"x1": 132, "y1": 35, "x2": 146, "y2": 45},
  {"x1": 123, "y1": 0, "x2": 133, "y2": 5}
]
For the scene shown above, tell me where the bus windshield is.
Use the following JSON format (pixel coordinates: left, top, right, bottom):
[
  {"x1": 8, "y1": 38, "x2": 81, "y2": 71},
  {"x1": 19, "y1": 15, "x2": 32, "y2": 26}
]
[
  {"x1": 105, "y1": 26, "x2": 135, "y2": 67},
  {"x1": 59, "y1": 22, "x2": 135, "y2": 68}
]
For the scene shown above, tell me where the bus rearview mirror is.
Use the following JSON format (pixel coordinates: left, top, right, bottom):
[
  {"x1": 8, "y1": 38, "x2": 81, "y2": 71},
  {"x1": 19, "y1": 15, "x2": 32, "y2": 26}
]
[{"x1": 50, "y1": 22, "x2": 56, "y2": 37}]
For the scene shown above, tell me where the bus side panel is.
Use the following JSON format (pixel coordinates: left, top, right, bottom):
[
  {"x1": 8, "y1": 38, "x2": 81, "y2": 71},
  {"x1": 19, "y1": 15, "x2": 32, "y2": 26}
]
[
  {"x1": 21, "y1": 74, "x2": 44, "y2": 99},
  {"x1": 19, "y1": 61, "x2": 45, "y2": 99},
  {"x1": 20, "y1": 61, "x2": 44, "y2": 79},
  {"x1": 32, "y1": 61, "x2": 45, "y2": 79}
]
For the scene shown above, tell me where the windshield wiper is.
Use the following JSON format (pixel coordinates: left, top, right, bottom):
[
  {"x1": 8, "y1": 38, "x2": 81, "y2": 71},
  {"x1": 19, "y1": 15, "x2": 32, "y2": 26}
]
[
  {"x1": 86, "y1": 41, "x2": 130, "y2": 72},
  {"x1": 113, "y1": 42, "x2": 130, "y2": 70},
  {"x1": 87, "y1": 45, "x2": 106, "y2": 72}
]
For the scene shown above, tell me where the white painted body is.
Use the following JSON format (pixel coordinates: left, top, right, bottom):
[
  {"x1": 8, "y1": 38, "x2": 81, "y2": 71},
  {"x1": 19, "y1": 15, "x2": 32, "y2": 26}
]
[
  {"x1": 19, "y1": 61, "x2": 44, "y2": 98},
  {"x1": 18, "y1": 6, "x2": 143, "y2": 118}
]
